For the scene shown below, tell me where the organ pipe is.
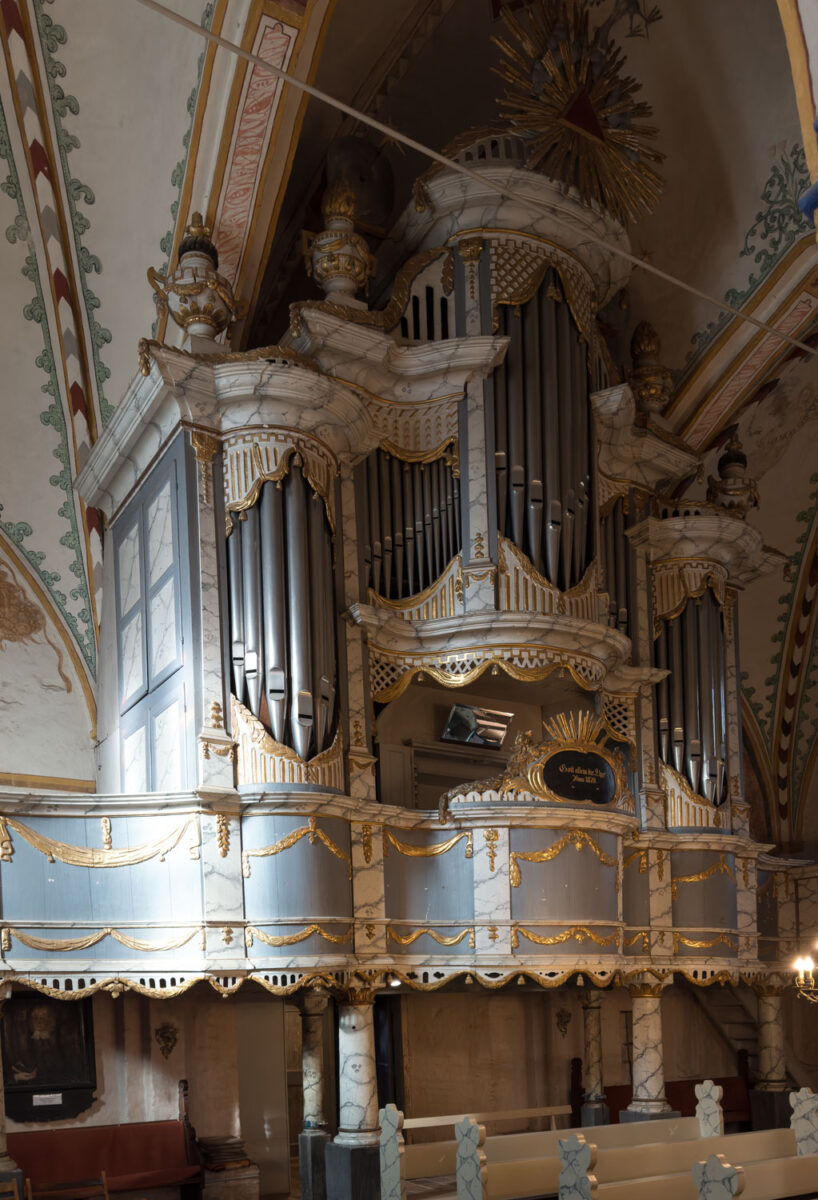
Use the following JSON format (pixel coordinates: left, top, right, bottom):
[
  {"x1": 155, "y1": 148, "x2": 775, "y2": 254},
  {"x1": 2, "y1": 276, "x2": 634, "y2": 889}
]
[
  {"x1": 359, "y1": 449, "x2": 462, "y2": 598},
  {"x1": 227, "y1": 462, "x2": 338, "y2": 760},
  {"x1": 492, "y1": 269, "x2": 593, "y2": 590},
  {"x1": 655, "y1": 589, "x2": 729, "y2": 808}
]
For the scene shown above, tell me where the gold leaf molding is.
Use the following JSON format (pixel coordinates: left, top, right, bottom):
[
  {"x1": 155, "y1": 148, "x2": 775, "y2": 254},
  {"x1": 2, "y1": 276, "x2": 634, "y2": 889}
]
[
  {"x1": 242, "y1": 816, "x2": 351, "y2": 879},
  {"x1": 0, "y1": 816, "x2": 200, "y2": 868}
]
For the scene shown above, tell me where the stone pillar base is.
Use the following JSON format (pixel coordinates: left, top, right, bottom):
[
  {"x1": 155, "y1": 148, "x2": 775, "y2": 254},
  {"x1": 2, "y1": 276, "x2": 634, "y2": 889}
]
[
  {"x1": 202, "y1": 1163, "x2": 260, "y2": 1200},
  {"x1": 581, "y1": 1100, "x2": 610, "y2": 1126},
  {"x1": 325, "y1": 1142, "x2": 379, "y2": 1200},
  {"x1": 620, "y1": 1107, "x2": 681, "y2": 1123},
  {"x1": 750, "y1": 1087, "x2": 791, "y2": 1130},
  {"x1": 300, "y1": 1129, "x2": 331, "y2": 1200}
]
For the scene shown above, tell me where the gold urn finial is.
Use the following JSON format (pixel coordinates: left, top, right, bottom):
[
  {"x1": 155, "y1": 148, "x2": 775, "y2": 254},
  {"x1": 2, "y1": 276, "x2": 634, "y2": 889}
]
[
  {"x1": 186, "y1": 211, "x2": 211, "y2": 240},
  {"x1": 147, "y1": 209, "x2": 242, "y2": 343},
  {"x1": 301, "y1": 179, "x2": 375, "y2": 308},
  {"x1": 628, "y1": 320, "x2": 672, "y2": 415},
  {"x1": 707, "y1": 430, "x2": 759, "y2": 518}
]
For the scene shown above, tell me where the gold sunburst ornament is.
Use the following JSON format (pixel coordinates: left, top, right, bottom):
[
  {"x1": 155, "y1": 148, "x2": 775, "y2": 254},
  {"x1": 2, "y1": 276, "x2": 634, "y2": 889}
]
[{"x1": 494, "y1": 0, "x2": 664, "y2": 225}]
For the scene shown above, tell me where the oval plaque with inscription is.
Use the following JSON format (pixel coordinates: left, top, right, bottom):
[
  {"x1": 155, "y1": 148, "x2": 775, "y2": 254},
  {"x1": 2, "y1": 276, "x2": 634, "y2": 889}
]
[{"x1": 540, "y1": 750, "x2": 616, "y2": 805}]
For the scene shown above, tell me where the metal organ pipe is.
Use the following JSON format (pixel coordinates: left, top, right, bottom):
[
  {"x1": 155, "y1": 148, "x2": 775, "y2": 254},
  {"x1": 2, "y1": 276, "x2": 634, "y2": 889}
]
[
  {"x1": 669, "y1": 614, "x2": 685, "y2": 775},
  {"x1": 492, "y1": 270, "x2": 593, "y2": 589},
  {"x1": 358, "y1": 449, "x2": 462, "y2": 598},
  {"x1": 227, "y1": 461, "x2": 338, "y2": 760}
]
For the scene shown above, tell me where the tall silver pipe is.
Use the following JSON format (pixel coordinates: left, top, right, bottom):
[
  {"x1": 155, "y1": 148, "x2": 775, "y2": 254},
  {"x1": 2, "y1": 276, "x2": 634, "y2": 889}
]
[
  {"x1": 669, "y1": 615, "x2": 685, "y2": 773},
  {"x1": 357, "y1": 461, "x2": 372, "y2": 590},
  {"x1": 402, "y1": 462, "x2": 415, "y2": 595},
  {"x1": 683, "y1": 601, "x2": 702, "y2": 795},
  {"x1": 557, "y1": 302, "x2": 575, "y2": 589},
  {"x1": 452, "y1": 471, "x2": 462, "y2": 553},
  {"x1": 443, "y1": 460, "x2": 454, "y2": 563},
  {"x1": 506, "y1": 309, "x2": 526, "y2": 549},
  {"x1": 430, "y1": 456, "x2": 442, "y2": 578},
  {"x1": 308, "y1": 491, "x2": 330, "y2": 751},
  {"x1": 614, "y1": 500, "x2": 628, "y2": 633},
  {"x1": 524, "y1": 293, "x2": 544, "y2": 572},
  {"x1": 603, "y1": 509, "x2": 617, "y2": 625},
  {"x1": 541, "y1": 284, "x2": 561, "y2": 585},
  {"x1": 391, "y1": 455, "x2": 405, "y2": 597},
  {"x1": 422, "y1": 463, "x2": 434, "y2": 585},
  {"x1": 574, "y1": 331, "x2": 590, "y2": 574},
  {"x1": 227, "y1": 524, "x2": 246, "y2": 702},
  {"x1": 367, "y1": 454, "x2": 382, "y2": 595},
  {"x1": 241, "y1": 504, "x2": 263, "y2": 717},
  {"x1": 378, "y1": 452, "x2": 393, "y2": 598},
  {"x1": 697, "y1": 594, "x2": 716, "y2": 802},
  {"x1": 321, "y1": 508, "x2": 337, "y2": 745},
  {"x1": 710, "y1": 594, "x2": 726, "y2": 803},
  {"x1": 259, "y1": 481, "x2": 288, "y2": 742},
  {"x1": 413, "y1": 463, "x2": 425, "y2": 589},
  {"x1": 285, "y1": 467, "x2": 314, "y2": 759}
]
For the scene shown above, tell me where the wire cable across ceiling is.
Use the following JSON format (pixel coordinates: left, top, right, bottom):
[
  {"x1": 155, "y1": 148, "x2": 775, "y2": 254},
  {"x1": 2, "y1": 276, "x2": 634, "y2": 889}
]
[{"x1": 134, "y1": 0, "x2": 818, "y2": 359}]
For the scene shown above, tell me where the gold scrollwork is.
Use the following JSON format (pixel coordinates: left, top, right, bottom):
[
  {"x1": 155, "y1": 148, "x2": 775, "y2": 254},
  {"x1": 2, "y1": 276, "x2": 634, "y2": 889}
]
[
  {"x1": 388, "y1": 926, "x2": 475, "y2": 948},
  {"x1": 511, "y1": 925, "x2": 619, "y2": 949},
  {"x1": 246, "y1": 924, "x2": 353, "y2": 948},
  {"x1": 372, "y1": 653, "x2": 600, "y2": 704},
  {"x1": 509, "y1": 829, "x2": 617, "y2": 888},
  {"x1": 623, "y1": 849, "x2": 648, "y2": 873},
  {"x1": 671, "y1": 854, "x2": 735, "y2": 900},
  {"x1": 2, "y1": 926, "x2": 204, "y2": 953},
  {"x1": 361, "y1": 824, "x2": 373, "y2": 864},
  {"x1": 383, "y1": 829, "x2": 473, "y2": 860},
  {"x1": 483, "y1": 829, "x2": 499, "y2": 871},
  {"x1": 216, "y1": 815, "x2": 230, "y2": 859},
  {"x1": 242, "y1": 817, "x2": 352, "y2": 879},
  {"x1": 225, "y1": 445, "x2": 334, "y2": 537},
  {"x1": 672, "y1": 932, "x2": 737, "y2": 952},
  {"x1": 0, "y1": 816, "x2": 200, "y2": 868},
  {"x1": 623, "y1": 931, "x2": 651, "y2": 951},
  {"x1": 100, "y1": 817, "x2": 112, "y2": 850}
]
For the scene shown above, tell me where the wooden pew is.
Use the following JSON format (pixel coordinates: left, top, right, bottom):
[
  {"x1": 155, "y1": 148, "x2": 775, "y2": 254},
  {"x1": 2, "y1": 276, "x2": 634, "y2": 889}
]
[
  {"x1": 693, "y1": 1149, "x2": 818, "y2": 1199},
  {"x1": 379, "y1": 1104, "x2": 572, "y2": 1200}
]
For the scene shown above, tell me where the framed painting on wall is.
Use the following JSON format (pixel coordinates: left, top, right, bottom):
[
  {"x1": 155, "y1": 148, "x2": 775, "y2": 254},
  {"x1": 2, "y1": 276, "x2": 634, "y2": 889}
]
[{"x1": 1, "y1": 994, "x2": 96, "y2": 1121}]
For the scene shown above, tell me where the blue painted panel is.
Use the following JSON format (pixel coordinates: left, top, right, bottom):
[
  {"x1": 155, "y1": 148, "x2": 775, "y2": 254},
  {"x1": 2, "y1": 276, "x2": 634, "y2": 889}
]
[
  {"x1": 383, "y1": 829, "x2": 475, "y2": 923},
  {"x1": 241, "y1": 815, "x2": 353, "y2": 921},
  {"x1": 4, "y1": 925, "x2": 204, "y2": 963},
  {"x1": 1, "y1": 815, "x2": 203, "y2": 925},
  {"x1": 509, "y1": 828, "x2": 619, "y2": 922}
]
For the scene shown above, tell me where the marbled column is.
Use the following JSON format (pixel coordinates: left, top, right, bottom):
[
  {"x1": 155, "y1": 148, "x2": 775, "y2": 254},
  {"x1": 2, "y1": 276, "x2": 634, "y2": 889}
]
[
  {"x1": 777, "y1": 874, "x2": 798, "y2": 962},
  {"x1": 339, "y1": 464, "x2": 377, "y2": 803},
  {"x1": 582, "y1": 990, "x2": 605, "y2": 1101},
  {"x1": 647, "y1": 846, "x2": 674, "y2": 959},
  {"x1": 736, "y1": 857, "x2": 758, "y2": 962},
  {"x1": 626, "y1": 982, "x2": 671, "y2": 1115},
  {"x1": 351, "y1": 823, "x2": 387, "y2": 957},
  {"x1": 755, "y1": 988, "x2": 787, "y2": 1091},
  {"x1": 335, "y1": 997, "x2": 379, "y2": 1146},
  {"x1": 201, "y1": 810, "x2": 247, "y2": 965},
  {"x1": 635, "y1": 549, "x2": 665, "y2": 831},
  {"x1": 474, "y1": 826, "x2": 511, "y2": 955},
  {"x1": 192, "y1": 434, "x2": 234, "y2": 794},
  {"x1": 461, "y1": 378, "x2": 496, "y2": 614},
  {"x1": 302, "y1": 993, "x2": 329, "y2": 1129}
]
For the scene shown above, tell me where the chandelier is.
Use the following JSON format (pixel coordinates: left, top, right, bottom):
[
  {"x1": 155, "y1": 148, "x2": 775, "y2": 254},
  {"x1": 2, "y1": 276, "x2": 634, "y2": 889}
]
[{"x1": 794, "y1": 957, "x2": 817, "y2": 1003}]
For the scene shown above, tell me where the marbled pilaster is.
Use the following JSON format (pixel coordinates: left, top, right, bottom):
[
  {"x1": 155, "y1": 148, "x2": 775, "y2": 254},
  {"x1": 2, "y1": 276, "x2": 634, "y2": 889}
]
[
  {"x1": 201, "y1": 811, "x2": 247, "y2": 966},
  {"x1": 736, "y1": 857, "x2": 758, "y2": 962},
  {"x1": 351, "y1": 823, "x2": 387, "y2": 956},
  {"x1": 335, "y1": 997, "x2": 379, "y2": 1146},
  {"x1": 624, "y1": 980, "x2": 673, "y2": 1118},
  {"x1": 790, "y1": 1087, "x2": 818, "y2": 1155},
  {"x1": 461, "y1": 379, "x2": 496, "y2": 614},
  {"x1": 302, "y1": 992, "x2": 329, "y2": 1129},
  {"x1": 647, "y1": 847, "x2": 674, "y2": 959},
  {"x1": 339, "y1": 464, "x2": 377, "y2": 803},
  {"x1": 474, "y1": 826, "x2": 511, "y2": 955},
  {"x1": 581, "y1": 988, "x2": 609, "y2": 1125},
  {"x1": 755, "y1": 988, "x2": 787, "y2": 1091}
]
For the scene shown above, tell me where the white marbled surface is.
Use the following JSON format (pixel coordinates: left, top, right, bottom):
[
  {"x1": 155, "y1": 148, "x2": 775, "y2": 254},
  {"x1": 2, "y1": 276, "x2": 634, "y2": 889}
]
[
  {"x1": 790, "y1": 1088, "x2": 818, "y2": 1156},
  {"x1": 455, "y1": 1117, "x2": 487, "y2": 1200},
  {"x1": 692, "y1": 1153, "x2": 744, "y2": 1199},
  {"x1": 335, "y1": 1002, "x2": 379, "y2": 1146},
  {"x1": 696, "y1": 1080, "x2": 725, "y2": 1138},
  {"x1": 558, "y1": 1133, "x2": 597, "y2": 1200},
  {"x1": 379, "y1": 1103, "x2": 405, "y2": 1200}
]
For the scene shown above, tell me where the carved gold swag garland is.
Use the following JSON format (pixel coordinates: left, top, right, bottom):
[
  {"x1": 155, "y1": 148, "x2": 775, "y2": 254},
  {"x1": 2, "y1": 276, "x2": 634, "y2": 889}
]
[
  {"x1": 382, "y1": 829, "x2": 474, "y2": 859},
  {"x1": 2, "y1": 927, "x2": 205, "y2": 954},
  {"x1": 509, "y1": 828, "x2": 617, "y2": 888},
  {"x1": 242, "y1": 816, "x2": 352, "y2": 879},
  {"x1": 0, "y1": 816, "x2": 201, "y2": 867}
]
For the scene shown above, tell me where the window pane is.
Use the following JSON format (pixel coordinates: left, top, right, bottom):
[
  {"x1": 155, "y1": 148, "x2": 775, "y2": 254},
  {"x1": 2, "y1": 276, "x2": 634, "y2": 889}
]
[
  {"x1": 117, "y1": 523, "x2": 141, "y2": 616},
  {"x1": 121, "y1": 612, "x2": 144, "y2": 704},
  {"x1": 122, "y1": 725, "x2": 147, "y2": 793},
  {"x1": 150, "y1": 577, "x2": 178, "y2": 679},
  {"x1": 153, "y1": 699, "x2": 182, "y2": 792},
  {"x1": 147, "y1": 480, "x2": 174, "y2": 585}
]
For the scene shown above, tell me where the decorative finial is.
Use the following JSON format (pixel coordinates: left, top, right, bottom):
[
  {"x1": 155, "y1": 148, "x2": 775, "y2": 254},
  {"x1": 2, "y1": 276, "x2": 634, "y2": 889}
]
[
  {"x1": 301, "y1": 182, "x2": 375, "y2": 308},
  {"x1": 707, "y1": 432, "x2": 759, "y2": 518},
  {"x1": 628, "y1": 320, "x2": 672, "y2": 415},
  {"x1": 147, "y1": 211, "x2": 242, "y2": 343}
]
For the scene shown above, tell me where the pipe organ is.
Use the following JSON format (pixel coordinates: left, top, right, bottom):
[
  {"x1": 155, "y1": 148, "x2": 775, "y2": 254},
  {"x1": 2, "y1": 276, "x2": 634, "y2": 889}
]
[
  {"x1": 491, "y1": 269, "x2": 593, "y2": 590},
  {"x1": 227, "y1": 461, "x2": 338, "y2": 759},
  {"x1": 26, "y1": 124, "x2": 801, "y2": 1020}
]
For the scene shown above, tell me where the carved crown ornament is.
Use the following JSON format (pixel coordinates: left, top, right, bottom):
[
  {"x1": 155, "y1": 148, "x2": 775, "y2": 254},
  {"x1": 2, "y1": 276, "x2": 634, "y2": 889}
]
[{"x1": 148, "y1": 213, "x2": 243, "y2": 341}]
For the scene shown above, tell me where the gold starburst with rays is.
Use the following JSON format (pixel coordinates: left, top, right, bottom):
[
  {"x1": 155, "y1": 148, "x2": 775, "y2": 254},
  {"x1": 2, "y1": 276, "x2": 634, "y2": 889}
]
[
  {"x1": 543, "y1": 709, "x2": 609, "y2": 746},
  {"x1": 493, "y1": 0, "x2": 664, "y2": 225}
]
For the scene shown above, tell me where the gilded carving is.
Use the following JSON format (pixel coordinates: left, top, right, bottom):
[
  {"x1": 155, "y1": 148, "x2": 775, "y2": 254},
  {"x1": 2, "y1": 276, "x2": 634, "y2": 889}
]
[
  {"x1": 672, "y1": 933, "x2": 736, "y2": 952},
  {"x1": 671, "y1": 854, "x2": 735, "y2": 900},
  {"x1": 154, "y1": 1024, "x2": 179, "y2": 1059},
  {"x1": 216, "y1": 815, "x2": 230, "y2": 859},
  {"x1": 509, "y1": 829, "x2": 617, "y2": 888},
  {"x1": 383, "y1": 829, "x2": 473, "y2": 860},
  {"x1": 483, "y1": 828, "x2": 499, "y2": 871},
  {"x1": 246, "y1": 924, "x2": 352, "y2": 947},
  {"x1": 361, "y1": 824, "x2": 373, "y2": 865},
  {"x1": 388, "y1": 927, "x2": 475, "y2": 948},
  {"x1": 511, "y1": 925, "x2": 619, "y2": 948},
  {"x1": 2, "y1": 926, "x2": 203, "y2": 953},
  {"x1": 100, "y1": 817, "x2": 112, "y2": 851},
  {"x1": 242, "y1": 816, "x2": 352, "y2": 880},
  {"x1": 0, "y1": 815, "x2": 200, "y2": 868}
]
